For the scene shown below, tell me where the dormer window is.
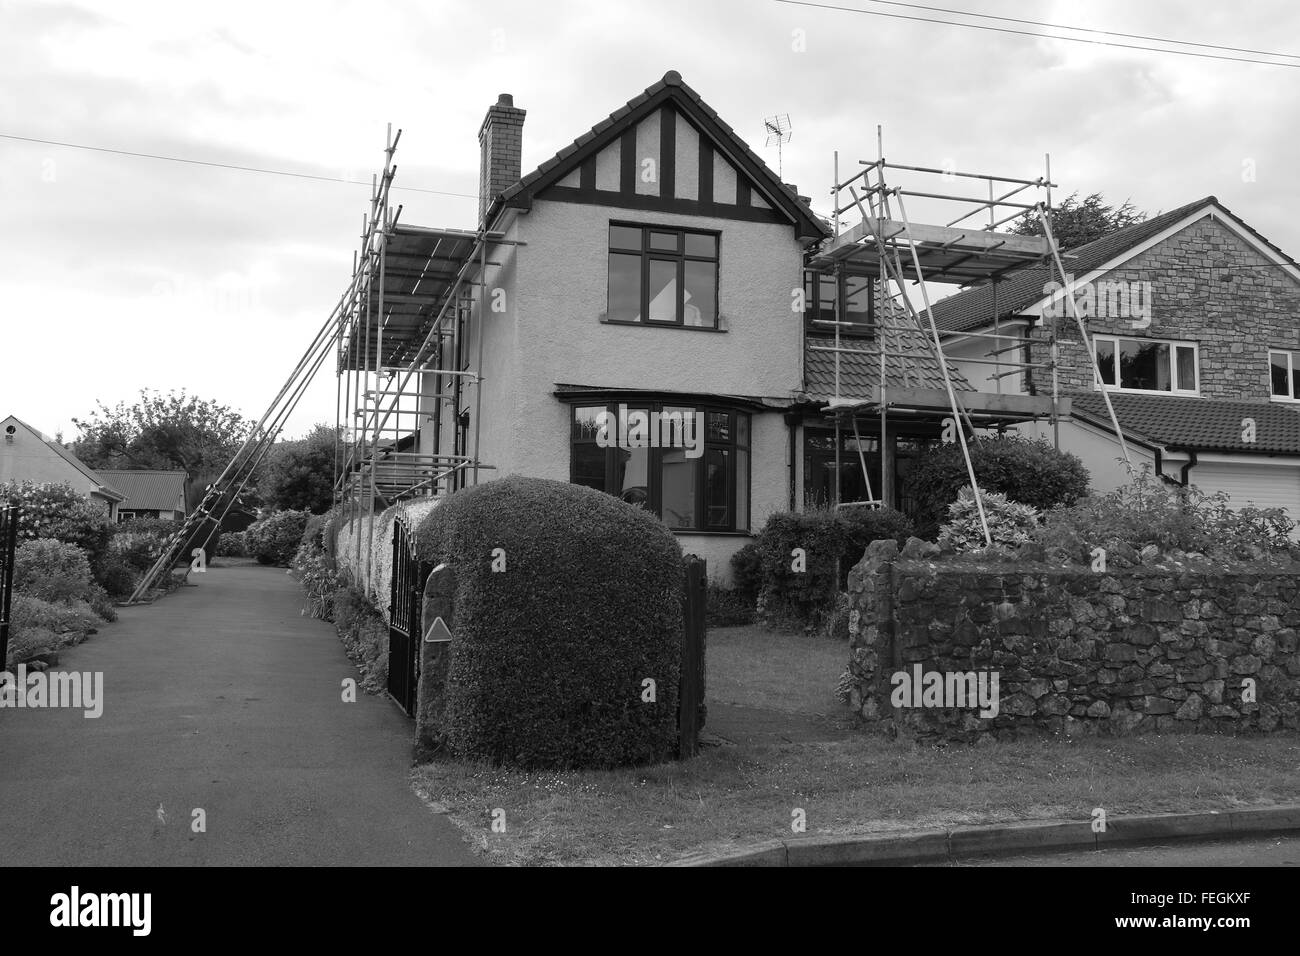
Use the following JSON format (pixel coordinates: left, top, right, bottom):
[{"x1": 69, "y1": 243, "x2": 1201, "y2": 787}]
[
  {"x1": 606, "y1": 223, "x2": 719, "y2": 328},
  {"x1": 803, "y1": 269, "x2": 874, "y2": 338}
]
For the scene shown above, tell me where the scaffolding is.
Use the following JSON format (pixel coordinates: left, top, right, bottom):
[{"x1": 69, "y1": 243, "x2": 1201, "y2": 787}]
[
  {"x1": 332, "y1": 127, "x2": 521, "y2": 587},
  {"x1": 806, "y1": 128, "x2": 1131, "y2": 546},
  {"x1": 124, "y1": 128, "x2": 518, "y2": 602}
]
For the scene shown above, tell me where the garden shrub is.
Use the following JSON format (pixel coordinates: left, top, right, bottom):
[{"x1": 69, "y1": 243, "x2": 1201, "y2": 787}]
[
  {"x1": 414, "y1": 476, "x2": 684, "y2": 769},
  {"x1": 1, "y1": 481, "x2": 116, "y2": 574},
  {"x1": 730, "y1": 540, "x2": 763, "y2": 600},
  {"x1": 332, "y1": 583, "x2": 389, "y2": 691},
  {"x1": 938, "y1": 486, "x2": 1041, "y2": 553},
  {"x1": 245, "y1": 510, "x2": 310, "y2": 566},
  {"x1": 97, "y1": 557, "x2": 139, "y2": 599},
  {"x1": 109, "y1": 529, "x2": 165, "y2": 572},
  {"x1": 907, "y1": 436, "x2": 1089, "y2": 538},
  {"x1": 745, "y1": 506, "x2": 913, "y2": 629},
  {"x1": 216, "y1": 531, "x2": 247, "y2": 558},
  {"x1": 1035, "y1": 467, "x2": 1295, "y2": 562},
  {"x1": 706, "y1": 583, "x2": 754, "y2": 627},
  {"x1": 12, "y1": 539, "x2": 95, "y2": 604}
]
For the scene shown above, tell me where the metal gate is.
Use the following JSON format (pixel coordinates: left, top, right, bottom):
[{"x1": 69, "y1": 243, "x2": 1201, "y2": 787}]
[
  {"x1": 0, "y1": 503, "x2": 19, "y2": 670},
  {"x1": 387, "y1": 513, "x2": 427, "y2": 716}
]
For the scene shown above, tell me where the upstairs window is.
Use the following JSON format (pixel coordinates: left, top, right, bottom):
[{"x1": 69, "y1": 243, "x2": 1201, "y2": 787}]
[
  {"x1": 606, "y1": 224, "x2": 719, "y2": 328},
  {"x1": 1093, "y1": 336, "x2": 1198, "y2": 395},
  {"x1": 1269, "y1": 349, "x2": 1300, "y2": 401},
  {"x1": 803, "y1": 269, "x2": 874, "y2": 338}
]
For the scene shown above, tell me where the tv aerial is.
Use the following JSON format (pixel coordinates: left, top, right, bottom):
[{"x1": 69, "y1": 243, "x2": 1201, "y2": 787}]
[{"x1": 764, "y1": 114, "x2": 792, "y2": 177}]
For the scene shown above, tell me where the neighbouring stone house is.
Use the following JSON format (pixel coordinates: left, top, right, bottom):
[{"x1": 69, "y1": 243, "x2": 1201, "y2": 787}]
[{"x1": 933, "y1": 197, "x2": 1300, "y2": 524}]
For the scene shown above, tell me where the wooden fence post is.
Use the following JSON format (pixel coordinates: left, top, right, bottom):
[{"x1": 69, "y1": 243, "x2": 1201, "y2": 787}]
[{"x1": 679, "y1": 556, "x2": 707, "y2": 759}]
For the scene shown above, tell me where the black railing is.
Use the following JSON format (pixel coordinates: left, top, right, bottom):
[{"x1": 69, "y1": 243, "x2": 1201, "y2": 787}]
[{"x1": 0, "y1": 503, "x2": 19, "y2": 669}]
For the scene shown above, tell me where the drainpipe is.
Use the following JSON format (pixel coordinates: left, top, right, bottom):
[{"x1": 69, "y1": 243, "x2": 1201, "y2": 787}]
[
  {"x1": 1164, "y1": 445, "x2": 1198, "y2": 489},
  {"x1": 784, "y1": 409, "x2": 801, "y2": 512}
]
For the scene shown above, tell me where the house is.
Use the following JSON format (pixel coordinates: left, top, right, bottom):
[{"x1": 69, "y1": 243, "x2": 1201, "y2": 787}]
[
  {"x1": 0, "y1": 414, "x2": 127, "y2": 518},
  {"x1": 331, "y1": 70, "x2": 1056, "y2": 584},
  {"x1": 931, "y1": 196, "x2": 1300, "y2": 523},
  {"x1": 96, "y1": 469, "x2": 189, "y2": 522}
]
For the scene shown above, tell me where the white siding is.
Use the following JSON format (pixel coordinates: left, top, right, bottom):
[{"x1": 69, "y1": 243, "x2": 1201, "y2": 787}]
[{"x1": 1187, "y1": 462, "x2": 1300, "y2": 526}]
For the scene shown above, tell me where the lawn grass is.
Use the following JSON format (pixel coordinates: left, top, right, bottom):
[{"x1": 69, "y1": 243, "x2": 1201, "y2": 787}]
[
  {"x1": 707, "y1": 624, "x2": 845, "y2": 715},
  {"x1": 412, "y1": 732, "x2": 1300, "y2": 866}
]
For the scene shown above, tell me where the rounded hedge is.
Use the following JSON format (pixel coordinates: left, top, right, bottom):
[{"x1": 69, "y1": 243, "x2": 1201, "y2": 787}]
[
  {"x1": 908, "y1": 435, "x2": 1089, "y2": 538},
  {"x1": 413, "y1": 476, "x2": 684, "y2": 769},
  {"x1": 245, "y1": 510, "x2": 310, "y2": 566}
]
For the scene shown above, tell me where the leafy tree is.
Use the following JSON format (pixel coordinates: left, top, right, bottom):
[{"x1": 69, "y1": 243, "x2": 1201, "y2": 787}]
[
  {"x1": 261, "y1": 424, "x2": 338, "y2": 514},
  {"x1": 71, "y1": 390, "x2": 251, "y2": 509},
  {"x1": 1010, "y1": 192, "x2": 1148, "y2": 250}
]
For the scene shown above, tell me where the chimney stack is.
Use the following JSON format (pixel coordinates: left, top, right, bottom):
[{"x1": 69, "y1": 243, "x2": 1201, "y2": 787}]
[{"x1": 478, "y1": 93, "x2": 526, "y2": 226}]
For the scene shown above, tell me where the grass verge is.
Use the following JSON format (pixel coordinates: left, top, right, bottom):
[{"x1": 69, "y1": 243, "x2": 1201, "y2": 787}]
[{"x1": 412, "y1": 732, "x2": 1300, "y2": 866}]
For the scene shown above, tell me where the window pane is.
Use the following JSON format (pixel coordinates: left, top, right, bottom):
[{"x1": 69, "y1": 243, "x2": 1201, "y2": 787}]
[
  {"x1": 1294, "y1": 353, "x2": 1300, "y2": 400},
  {"x1": 1176, "y1": 346, "x2": 1196, "y2": 391},
  {"x1": 683, "y1": 260, "x2": 717, "y2": 327},
  {"x1": 649, "y1": 231, "x2": 679, "y2": 251},
  {"x1": 607, "y1": 253, "x2": 642, "y2": 322},
  {"x1": 660, "y1": 406, "x2": 698, "y2": 454},
  {"x1": 1270, "y1": 353, "x2": 1290, "y2": 397},
  {"x1": 1096, "y1": 340, "x2": 1116, "y2": 385},
  {"x1": 572, "y1": 405, "x2": 605, "y2": 441},
  {"x1": 819, "y1": 275, "x2": 837, "y2": 317},
  {"x1": 735, "y1": 449, "x2": 749, "y2": 531},
  {"x1": 736, "y1": 412, "x2": 750, "y2": 448},
  {"x1": 661, "y1": 448, "x2": 697, "y2": 529},
  {"x1": 684, "y1": 233, "x2": 716, "y2": 257},
  {"x1": 647, "y1": 259, "x2": 678, "y2": 322},
  {"x1": 572, "y1": 443, "x2": 606, "y2": 491},
  {"x1": 1119, "y1": 339, "x2": 1169, "y2": 391},
  {"x1": 706, "y1": 411, "x2": 731, "y2": 442},
  {"x1": 612, "y1": 445, "x2": 650, "y2": 510},
  {"x1": 705, "y1": 447, "x2": 731, "y2": 529},
  {"x1": 844, "y1": 275, "x2": 872, "y2": 330},
  {"x1": 609, "y1": 225, "x2": 641, "y2": 250}
]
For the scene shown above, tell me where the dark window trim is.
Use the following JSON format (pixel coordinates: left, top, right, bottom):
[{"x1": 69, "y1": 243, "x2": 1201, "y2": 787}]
[
  {"x1": 802, "y1": 267, "x2": 875, "y2": 339},
  {"x1": 607, "y1": 221, "x2": 720, "y2": 329},
  {"x1": 569, "y1": 400, "x2": 751, "y2": 532}
]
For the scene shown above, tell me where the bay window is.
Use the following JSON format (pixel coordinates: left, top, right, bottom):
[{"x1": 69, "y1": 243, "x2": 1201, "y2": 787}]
[{"x1": 570, "y1": 402, "x2": 751, "y2": 532}]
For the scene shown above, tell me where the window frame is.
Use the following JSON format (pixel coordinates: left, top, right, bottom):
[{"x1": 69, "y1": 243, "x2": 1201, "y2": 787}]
[
  {"x1": 568, "y1": 401, "x2": 751, "y2": 532},
  {"x1": 1092, "y1": 335, "x2": 1200, "y2": 396},
  {"x1": 1268, "y1": 348, "x2": 1300, "y2": 402},
  {"x1": 605, "y1": 222, "x2": 720, "y2": 329},
  {"x1": 802, "y1": 268, "x2": 875, "y2": 339}
]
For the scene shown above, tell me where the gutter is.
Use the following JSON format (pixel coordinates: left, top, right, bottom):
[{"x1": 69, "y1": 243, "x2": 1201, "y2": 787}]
[{"x1": 1165, "y1": 446, "x2": 1199, "y2": 487}]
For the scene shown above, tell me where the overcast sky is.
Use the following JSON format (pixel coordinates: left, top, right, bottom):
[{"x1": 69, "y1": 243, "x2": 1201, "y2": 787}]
[{"x1": 2, "y1": 0, "x2": 1298, "y2": 444}]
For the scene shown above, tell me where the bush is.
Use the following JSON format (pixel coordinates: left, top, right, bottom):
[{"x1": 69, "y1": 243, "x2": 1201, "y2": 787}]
[
  {"x1": 938, "y1": 486, "x2": 1041, "y2": 554},
  {"x1": 414, "y1": 476, "x2": 684, "y2": 769},
  {"x1": 706, "y1": 583, "x2": 754, "y2": 627},
  {"x1": 216, "y1": 530, "x2": 247, "y2": 558},
  {"x1": 96, "y1": 557, "x2": 139, "y2": 598},
  {"x1": 745, "y1": 506, "x2": 913, "y2": 629},
  {"x1": 109, "y1": 529, "x2": 166, "y2": 572},
  {"x1": 730, "y1": 540, "x2": 763, "y2": 600},
  {"x1": 1035, "y1": 467, "x2": 1295, "y2": 562},
  {"x1": 1, "y1": 480, "x2": 115, "y2": 574},
  {"x1": 12, "y1": 539, "x2": 95, "y2": 604},
  {"x1": 907, "y1": 436, "x2": 1089, "y2": 538},
  {"x1": 245, "y1": 510, "x2": 310, "y2": 566}
]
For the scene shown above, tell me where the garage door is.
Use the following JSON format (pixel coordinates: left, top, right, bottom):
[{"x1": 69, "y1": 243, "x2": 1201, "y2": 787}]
[{"x1": 1187, "y1": 462, "x2": 1300, "y2": 535}]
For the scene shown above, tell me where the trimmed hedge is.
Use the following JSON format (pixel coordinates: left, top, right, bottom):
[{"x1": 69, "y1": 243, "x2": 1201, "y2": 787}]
[
  {"x1": 413, "y1": 476, "x2": 684, "y2": 769},
  {"x1": 738, "y1": 506, "x2": 913, "y2": 629},
  {"x1": 907, "y1": 436, "x2": 1089, "y2": 538}
]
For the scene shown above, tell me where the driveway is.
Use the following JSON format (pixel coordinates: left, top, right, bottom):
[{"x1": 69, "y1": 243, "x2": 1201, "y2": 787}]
[{"x1": 0, "y1": 563, "x2": 480, "y2": 866}]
